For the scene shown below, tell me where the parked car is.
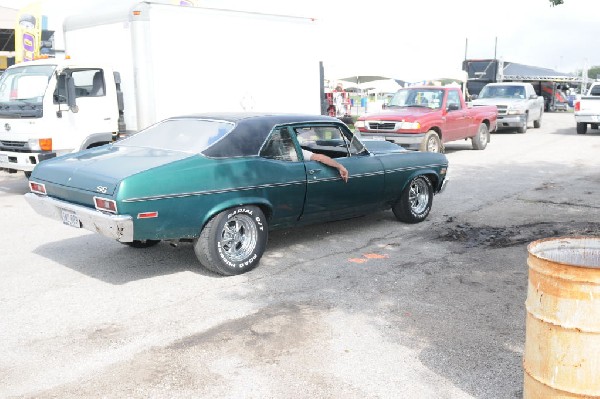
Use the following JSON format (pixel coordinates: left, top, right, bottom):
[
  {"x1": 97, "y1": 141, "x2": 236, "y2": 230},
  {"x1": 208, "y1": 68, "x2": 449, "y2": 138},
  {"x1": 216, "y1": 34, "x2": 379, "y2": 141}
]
[
  {"x1": 354, "y1": 86, "x2": 497, "y2": 153},
  {"x1": 26, "y1": 113, "x2": 449, "y2": 276}
]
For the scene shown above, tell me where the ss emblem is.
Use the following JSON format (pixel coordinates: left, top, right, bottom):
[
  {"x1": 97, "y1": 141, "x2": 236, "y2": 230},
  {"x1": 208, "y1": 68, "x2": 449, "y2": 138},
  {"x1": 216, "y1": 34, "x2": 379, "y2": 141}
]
[{"x1": 96, "y1": 186, "x2": 108, "y2": 194}]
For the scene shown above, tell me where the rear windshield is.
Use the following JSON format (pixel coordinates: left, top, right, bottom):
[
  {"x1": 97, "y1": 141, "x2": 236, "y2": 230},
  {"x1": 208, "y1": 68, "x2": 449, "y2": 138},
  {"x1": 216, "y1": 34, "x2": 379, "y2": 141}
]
[{"x1": 116, "y1": 119, "x2": 235, "y2": 153}]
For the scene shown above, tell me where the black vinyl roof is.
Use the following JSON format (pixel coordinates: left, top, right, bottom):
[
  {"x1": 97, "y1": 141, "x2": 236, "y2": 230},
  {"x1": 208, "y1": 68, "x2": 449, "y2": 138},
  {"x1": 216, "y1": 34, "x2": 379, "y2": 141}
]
[{"x1": 170, "y1": 113, "x2": 343, "y2": 158}]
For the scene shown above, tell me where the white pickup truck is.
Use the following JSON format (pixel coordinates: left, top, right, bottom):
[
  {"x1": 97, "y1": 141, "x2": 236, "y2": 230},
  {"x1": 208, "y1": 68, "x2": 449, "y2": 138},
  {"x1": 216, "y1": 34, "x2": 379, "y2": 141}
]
[
  {"x1": 574, "y1": 82, "x2": 600, "y2": 134},
  {"x1": 472, "y1": 82, "x2": 544, "y2": 133}
]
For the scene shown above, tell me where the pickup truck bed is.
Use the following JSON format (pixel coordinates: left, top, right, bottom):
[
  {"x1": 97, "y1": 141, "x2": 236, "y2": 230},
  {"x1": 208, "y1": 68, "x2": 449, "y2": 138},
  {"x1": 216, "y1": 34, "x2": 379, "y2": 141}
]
[{"x1": 574, "y1": 83, "x2": 600, "y2": 134}]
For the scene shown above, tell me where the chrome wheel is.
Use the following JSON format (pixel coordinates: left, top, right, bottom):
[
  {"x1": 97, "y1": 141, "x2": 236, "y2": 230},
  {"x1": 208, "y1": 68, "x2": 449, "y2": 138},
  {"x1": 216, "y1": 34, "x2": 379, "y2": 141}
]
[
  {"x1": 409, "y1": 178, "x2": 430, "y2": 215},
  {"x1": 219, "y1": 214, "x2": 258, "y2": 262},
  {"x1": 426, "y1": 136, "x2": 440, "y2": 152}
]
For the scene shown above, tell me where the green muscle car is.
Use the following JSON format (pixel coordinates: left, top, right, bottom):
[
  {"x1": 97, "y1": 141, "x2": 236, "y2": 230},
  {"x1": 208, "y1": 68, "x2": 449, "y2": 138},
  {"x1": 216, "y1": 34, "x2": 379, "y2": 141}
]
[{"x1": 25, "y1": 113, "x2": 449, "y2": 275}]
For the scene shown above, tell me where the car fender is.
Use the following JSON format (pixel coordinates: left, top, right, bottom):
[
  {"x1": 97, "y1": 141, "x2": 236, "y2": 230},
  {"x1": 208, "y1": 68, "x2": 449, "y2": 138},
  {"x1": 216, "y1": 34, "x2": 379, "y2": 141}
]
[
  {"x1": 399, "y1": 168, "x2": 442, "y2": 194},
  {"x1": 200, "y1": 197, "x2": 273, "y2": 230}
]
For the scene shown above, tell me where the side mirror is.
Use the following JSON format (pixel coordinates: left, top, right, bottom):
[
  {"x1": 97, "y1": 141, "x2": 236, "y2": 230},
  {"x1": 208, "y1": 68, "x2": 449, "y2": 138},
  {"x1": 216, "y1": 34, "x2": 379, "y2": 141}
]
[
  {"x1": 529, "y1": 94, "x2": 537, "y2": 99},
  {"x1": 66, "y1": 76, "x2": 79, "y2": 113},
  {"x1": 447, "y1": 103, "x2": 460, "y2": 111}
]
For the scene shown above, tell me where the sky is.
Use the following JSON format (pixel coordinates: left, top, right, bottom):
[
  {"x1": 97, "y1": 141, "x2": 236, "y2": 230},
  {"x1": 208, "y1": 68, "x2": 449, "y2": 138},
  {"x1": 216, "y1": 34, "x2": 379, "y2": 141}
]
[{"x1": 0, "y1": 0, "x2": 598, "y2": 82}]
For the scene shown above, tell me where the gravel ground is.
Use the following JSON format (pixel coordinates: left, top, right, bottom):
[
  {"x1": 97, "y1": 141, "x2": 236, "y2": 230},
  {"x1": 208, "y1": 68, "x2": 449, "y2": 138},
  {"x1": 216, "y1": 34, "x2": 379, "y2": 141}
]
[{"x1": 1, "y1": 111, "x2": 599, "y2": 399}]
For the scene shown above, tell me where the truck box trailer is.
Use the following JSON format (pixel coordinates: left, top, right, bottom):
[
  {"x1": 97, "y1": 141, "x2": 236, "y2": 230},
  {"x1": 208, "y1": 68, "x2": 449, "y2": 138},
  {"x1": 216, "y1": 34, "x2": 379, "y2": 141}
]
[{"x1": 0, "y1": 2, "x2": 322, "y2": 176}]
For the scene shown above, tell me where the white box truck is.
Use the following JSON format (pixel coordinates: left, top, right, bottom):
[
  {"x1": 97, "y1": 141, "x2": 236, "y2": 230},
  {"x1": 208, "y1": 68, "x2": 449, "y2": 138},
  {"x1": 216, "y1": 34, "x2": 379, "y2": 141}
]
[{"x1": 0, "y1": 2, "x2": 323, "y2": 177}]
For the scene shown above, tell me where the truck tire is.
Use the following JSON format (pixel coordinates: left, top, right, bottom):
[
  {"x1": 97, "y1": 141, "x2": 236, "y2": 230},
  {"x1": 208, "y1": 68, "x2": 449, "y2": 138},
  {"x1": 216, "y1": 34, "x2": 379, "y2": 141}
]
[
  {"x1": 392, "y1": 175, "x2": 433, "y2": 224},
  {"x1": 591, "y1": 123, "x2": 599, "y2": 130},
  {"x1": 576, "y1": 122, "x2": 587, "y2": 134},
  {"x1": 24, "y1": 171, "x2": 32, "y2": 178},
  {"x1": 517, "y1": 116, "x2": 528, "y2": 134},
  {"x1": 533, "y1": 109, "x2": 543, "y2": 128},
  {"x1": 419, "y1": 130, "x2": 442, "y2": 153},
  {"x1": 471, "y1": 123, "x2": 489, "y2": 150},
  {"x1": 194, "y1": 205, "x2": 268, "y2": 276}
]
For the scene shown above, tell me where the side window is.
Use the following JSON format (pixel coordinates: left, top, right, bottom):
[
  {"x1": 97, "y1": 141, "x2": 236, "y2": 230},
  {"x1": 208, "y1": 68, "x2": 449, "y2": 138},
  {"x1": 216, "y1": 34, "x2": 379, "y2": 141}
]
[
  {"x1": 72, "y1": 69, "x2": 105, "y2": 97},
  {"x1": 447, "y1": 90, "x2": 461, "y2": 110},
  {"x1": 259, "y1": 127, "x2": 299, "y2": 162},
  {"x1": 53, "y1": 69, "x2": 106, "y2": 102},
  {"x1": 294, "y1": 125, "x2": 362, "y2": 158}
]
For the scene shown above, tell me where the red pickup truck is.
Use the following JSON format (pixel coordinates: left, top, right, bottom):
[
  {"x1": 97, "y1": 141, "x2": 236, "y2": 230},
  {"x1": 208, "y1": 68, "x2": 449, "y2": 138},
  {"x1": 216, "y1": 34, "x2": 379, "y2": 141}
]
[{"x1": 354, "y1": 86, "x2": 498, "y2": 152}]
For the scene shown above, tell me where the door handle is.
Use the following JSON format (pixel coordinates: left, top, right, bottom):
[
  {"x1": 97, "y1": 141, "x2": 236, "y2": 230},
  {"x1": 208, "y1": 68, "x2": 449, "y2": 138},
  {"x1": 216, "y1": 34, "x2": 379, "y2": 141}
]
[{"x1": 308, "y1": 169, "x2": 322, "y2": 175}]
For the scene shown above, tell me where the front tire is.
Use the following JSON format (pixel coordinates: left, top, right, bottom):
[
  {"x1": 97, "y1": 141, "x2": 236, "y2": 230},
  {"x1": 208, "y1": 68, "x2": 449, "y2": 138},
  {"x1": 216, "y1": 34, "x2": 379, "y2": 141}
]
[
  {"x1": 576, "y1": 122, "x2": 587, "y2": 134},
  {"x1": 517, "y1": 116, "x2": 528, "y2": 133},
  {"x1": 419, "y1": 130, "x2": 443, "y2": 153},
  {"x1": 194, "y1": 206, "x2": 268, "y2": 276},
  {"x1": 471, "y1": 123, "x2": 489, "y2": 150},
  {"x1": 393, "y1": 175, "x2": 433, "y2": 223}
]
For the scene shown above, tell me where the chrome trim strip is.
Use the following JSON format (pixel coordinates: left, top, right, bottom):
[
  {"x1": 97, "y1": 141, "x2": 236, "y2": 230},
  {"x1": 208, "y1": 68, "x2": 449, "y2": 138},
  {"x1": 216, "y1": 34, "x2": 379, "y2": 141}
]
[
  {"x1": 123, "y1": 180, "x2": 307, "y2": 203},
  {"x1": 122, "y1": 164, "x2": 447, "y2": 203}
]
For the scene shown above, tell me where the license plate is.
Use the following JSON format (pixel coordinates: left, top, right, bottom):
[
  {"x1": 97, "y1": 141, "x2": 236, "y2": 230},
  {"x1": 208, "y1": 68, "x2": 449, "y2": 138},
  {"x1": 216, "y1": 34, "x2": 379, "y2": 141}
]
[
  {"x1": 0, "y1": 154, "x2": 8, "y2": 163},
  {"x1": 61, "y1": 210, "x2": 81, "y2": 228},
  {"x1": 370, "y1": 136, "x2": 386, "y2": 141}
]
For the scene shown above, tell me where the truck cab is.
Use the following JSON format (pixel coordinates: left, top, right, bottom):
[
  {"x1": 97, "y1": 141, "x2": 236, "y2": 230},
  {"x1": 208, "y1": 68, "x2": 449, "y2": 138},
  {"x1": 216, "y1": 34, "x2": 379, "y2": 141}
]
[{"x1": 0, "y1": 59, "x2": 119, "y2": 176}]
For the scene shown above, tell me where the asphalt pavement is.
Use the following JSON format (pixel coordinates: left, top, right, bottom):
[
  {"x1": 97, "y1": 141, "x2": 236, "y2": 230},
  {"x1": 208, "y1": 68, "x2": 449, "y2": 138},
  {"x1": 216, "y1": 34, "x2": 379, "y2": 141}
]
[{"x1": 1, "y1": 111, "x2": 599, "y2": 398}]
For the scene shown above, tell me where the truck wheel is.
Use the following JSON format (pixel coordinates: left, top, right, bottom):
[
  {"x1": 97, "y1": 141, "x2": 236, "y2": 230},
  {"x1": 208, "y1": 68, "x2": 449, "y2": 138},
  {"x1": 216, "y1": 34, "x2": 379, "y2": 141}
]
[
  {"x1": 591, "y1": 123, "x2": 598, "y2": 130},
  {"x1": 517, "y1": 117, "x2": 528, "y2": 134},
  {"x1": 419, "y1": 131, "x2": 442, "y2": 153},
  {"x1": 576, "y1": 123, "x2": 587, "y2": 134},
  {"x1": 392, "y1": 175, "x2": 433, "y2": 224},
  {"x1": 533, "y1": 110, "x2": 543, "y2": 128},
  {"x1": 471, "y1": 123, "x2": 489, "y2": 150},
  {"x1": 194, "y1": 206, "x2": 268, "y2": 276},
  {"x1": 24, "y1": 171, "x2": 32, "y2": 178}
]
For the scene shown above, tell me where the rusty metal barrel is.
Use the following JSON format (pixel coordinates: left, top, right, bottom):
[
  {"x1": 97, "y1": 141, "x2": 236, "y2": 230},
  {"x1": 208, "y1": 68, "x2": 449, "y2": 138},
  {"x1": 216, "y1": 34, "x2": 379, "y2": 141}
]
[{"x1": 524, "y1": 236, "x2": 600, "y2": 398}]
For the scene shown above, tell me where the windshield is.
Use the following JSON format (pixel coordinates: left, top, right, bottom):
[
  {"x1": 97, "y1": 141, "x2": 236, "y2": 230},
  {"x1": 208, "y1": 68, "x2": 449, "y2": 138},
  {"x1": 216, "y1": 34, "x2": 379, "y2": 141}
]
[
  {"x1": 478, "y1": 85, "x2": 525, "y2": 99},
  {"x1": 116, "y1": 119, "x2": 236, "y2": 153},
  {"x1": 0, "y1": 65, "x2": 56, "y2": 118},
  {"x1": 387, "y1": 88, "x2": 444, "y2": 109}
]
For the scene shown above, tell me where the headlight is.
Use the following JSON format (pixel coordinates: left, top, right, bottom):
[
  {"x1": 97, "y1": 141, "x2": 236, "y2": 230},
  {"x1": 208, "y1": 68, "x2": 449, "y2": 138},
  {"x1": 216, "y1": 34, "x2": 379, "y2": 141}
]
[
  {"x1": 354, "y1": 120, "x2": 366, "y2": 128},
  {"x1": 507, "y1": 108, "x2": 526, "y2": 115},
  {"x1": 398, "y1": 121, "x2": 421, "y2": 130}
]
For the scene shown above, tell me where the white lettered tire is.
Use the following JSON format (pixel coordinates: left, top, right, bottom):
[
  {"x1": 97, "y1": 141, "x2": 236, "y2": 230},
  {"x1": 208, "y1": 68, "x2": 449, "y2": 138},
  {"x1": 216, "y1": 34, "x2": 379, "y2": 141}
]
[
  {"x1": 392, "y1": 175, "x2": 433, "y2": 223},
  {"x1": 194, "y1": 205, "x2": 268, "y2": 276}
]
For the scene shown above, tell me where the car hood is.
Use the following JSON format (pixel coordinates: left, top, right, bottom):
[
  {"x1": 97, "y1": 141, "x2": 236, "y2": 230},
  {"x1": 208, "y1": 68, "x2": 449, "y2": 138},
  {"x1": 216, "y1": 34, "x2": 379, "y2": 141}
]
[
  {"x1": 31, "y1": 144, "x2": 192, "y2": 195},
  {"x1": 361, "y1": 107, "x2": 433, "y2": 122}
]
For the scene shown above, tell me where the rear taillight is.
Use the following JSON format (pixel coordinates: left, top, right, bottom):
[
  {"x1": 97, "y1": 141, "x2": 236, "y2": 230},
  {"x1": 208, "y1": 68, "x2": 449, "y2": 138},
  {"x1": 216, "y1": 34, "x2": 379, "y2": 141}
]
[
  {"x1": 29, "y1": 181, "x2": 47, "y2": 195},
  {"x1": 575, "y1": 101, "x2": 580, "y2": 112},
  {"x1": 94, "y1": 197, "x2": 117, "y2": 213}
]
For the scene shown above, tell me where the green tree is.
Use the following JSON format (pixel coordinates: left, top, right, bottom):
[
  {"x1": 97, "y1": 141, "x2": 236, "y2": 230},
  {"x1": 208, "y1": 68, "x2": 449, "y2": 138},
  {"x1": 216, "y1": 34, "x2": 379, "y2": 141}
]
[
  {"x1": 549, "y1": 0, "x2": 563, "y2": 5},
  {"x1": 588, "y1": 66, "x2": 600, "y2": 80}
]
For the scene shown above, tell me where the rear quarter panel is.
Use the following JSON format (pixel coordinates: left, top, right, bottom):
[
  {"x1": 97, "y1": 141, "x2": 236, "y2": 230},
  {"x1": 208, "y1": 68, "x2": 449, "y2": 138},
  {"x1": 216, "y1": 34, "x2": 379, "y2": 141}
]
[{"x1": 116, "y1": 155, "x2": 307, "y2": 240}]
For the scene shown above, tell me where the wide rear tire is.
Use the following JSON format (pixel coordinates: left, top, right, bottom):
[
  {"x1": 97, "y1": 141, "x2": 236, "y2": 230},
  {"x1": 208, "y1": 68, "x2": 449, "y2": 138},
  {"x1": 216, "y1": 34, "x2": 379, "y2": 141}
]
[
  {"x1": 576, "y1": 122, "x2": 587, "y2": 134},
  {"x1": 393, "y1": 175, "x2": 433, "y2": 223},
  {"x1": 194, "y1": 206, "x2": 268, "y2": 276}
]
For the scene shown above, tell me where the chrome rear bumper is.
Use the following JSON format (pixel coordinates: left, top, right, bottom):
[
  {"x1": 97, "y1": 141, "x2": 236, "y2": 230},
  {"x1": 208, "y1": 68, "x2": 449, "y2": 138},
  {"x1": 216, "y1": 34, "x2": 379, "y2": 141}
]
[{"x1": 25, "y1": 193, "x2": 134, "y2": 242}]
